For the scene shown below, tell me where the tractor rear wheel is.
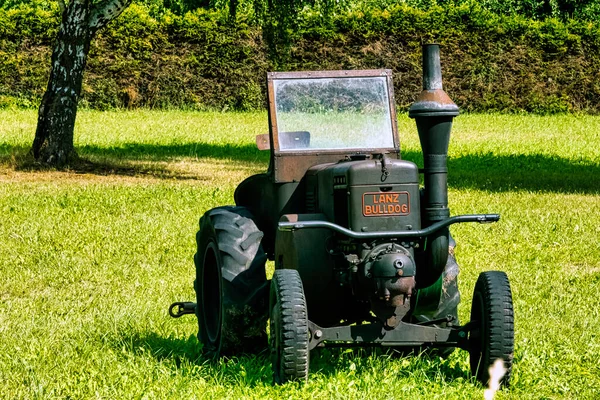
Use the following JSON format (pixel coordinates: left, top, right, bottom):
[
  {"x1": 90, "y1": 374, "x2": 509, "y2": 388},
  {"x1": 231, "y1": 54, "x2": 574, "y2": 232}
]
[
  {"x1": 469, "y1": 271, "x2": 514, "y2": 387},
  {"x1": 270, "y1": 269, "x2": 309, "y2": 384},
  {"x1": 195, "y1": 206, "x2": 269, "y2": 359}
]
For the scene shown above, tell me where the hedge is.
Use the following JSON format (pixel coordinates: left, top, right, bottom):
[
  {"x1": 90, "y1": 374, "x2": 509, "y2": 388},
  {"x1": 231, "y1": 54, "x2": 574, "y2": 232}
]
[{"x1": 1, "y1": 3, "x2": 600, "y2": 113}]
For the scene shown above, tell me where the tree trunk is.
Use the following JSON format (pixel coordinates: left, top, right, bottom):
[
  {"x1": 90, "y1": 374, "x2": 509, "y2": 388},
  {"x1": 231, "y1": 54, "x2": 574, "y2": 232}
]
[
  {"x1": 32, "y1": 0, "x2": 131, "y2": 166},
  {"x1": 32, "y1": 1, "x2": 94, "y2": 165}
]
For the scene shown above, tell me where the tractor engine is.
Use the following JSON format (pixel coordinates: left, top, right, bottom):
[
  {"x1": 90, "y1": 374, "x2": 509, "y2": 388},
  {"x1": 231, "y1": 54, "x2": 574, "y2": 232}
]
[
  {"x1": 314, "y1": 157, "x2": 422, "y2": 326},
  {"x1": 305, "y1": 158, "x2": 421, "y2": 235},
  {"x1": 276, "y1": 157, "x2": 425, "y2": 327}
]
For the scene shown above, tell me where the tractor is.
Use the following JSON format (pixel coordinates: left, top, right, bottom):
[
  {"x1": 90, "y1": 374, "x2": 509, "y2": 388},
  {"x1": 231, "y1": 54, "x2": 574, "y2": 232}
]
[{"x1": 170, "y1": 44, "x2": 514, "y2": 386}]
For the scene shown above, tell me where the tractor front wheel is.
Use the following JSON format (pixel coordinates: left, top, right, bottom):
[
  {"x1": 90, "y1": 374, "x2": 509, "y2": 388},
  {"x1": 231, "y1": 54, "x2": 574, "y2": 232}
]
[
  {"x1": 270, "y1": 269, "x2": 309, "y2": 384},
  {"x1": 469, "y1": 271, "x2": 514, "y2": 387},
  {"x1": 195, "y1": 206, "x2": 269, "y2": 359}
]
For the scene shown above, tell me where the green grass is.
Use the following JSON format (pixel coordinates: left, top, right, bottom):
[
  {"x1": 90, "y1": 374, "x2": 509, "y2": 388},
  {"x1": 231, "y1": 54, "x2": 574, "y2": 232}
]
[{"x1": 1, "y1": 110, "x2": 599, "y2": 399}]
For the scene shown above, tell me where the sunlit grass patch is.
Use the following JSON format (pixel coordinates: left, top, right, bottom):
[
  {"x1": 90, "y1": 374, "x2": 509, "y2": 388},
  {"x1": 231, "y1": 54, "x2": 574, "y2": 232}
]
[{"x1": 0, "y1": 110, "x2": 599, "y2": 399}]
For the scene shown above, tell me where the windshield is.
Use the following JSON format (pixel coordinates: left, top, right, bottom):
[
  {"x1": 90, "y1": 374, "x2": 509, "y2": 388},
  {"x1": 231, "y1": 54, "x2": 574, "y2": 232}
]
[{"x1": 273, "y1": 76, "x2": 395, "y2": 151}]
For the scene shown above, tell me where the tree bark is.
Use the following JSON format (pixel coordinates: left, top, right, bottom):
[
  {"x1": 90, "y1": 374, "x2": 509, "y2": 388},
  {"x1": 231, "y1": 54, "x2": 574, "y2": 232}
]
[{"x1": 32, "y1": 0, "x2": 131, "y2": 166}]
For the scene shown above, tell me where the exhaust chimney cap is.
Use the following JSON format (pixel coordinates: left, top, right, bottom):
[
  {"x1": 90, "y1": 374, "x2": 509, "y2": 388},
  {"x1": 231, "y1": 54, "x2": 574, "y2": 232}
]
[{"x1": 409, "y1": 44, "x2": 459, "y2": 118}]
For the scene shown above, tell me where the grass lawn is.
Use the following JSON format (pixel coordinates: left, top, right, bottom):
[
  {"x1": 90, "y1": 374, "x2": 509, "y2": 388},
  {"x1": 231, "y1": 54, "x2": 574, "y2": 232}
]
[{"x1": 0, "y1": 110, "x2": 599, "y2": 399}]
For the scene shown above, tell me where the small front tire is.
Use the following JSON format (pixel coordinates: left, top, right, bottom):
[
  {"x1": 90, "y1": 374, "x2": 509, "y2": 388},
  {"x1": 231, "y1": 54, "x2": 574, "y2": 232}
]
[
  {"x1": 469, "y1": 271, "x2": 514, "y2": 387},
  {"x1": 270, "y1": 269, "x2": 309, "y2": 384}
]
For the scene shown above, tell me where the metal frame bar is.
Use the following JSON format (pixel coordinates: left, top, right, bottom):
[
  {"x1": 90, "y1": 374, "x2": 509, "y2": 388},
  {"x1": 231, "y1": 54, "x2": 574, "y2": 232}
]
[
  {"x1": 279, "y1": 214, "x2": 500, "y2": 240},
  {"x1": 308, "y1": 321, "x2": 470, "y2": 351}
]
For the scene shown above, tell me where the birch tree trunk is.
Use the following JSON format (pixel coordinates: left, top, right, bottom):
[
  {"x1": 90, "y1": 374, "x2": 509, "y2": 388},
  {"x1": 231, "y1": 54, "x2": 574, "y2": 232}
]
[{"x1": 32, "y1": 0, "x2": 131, "y2": 166}]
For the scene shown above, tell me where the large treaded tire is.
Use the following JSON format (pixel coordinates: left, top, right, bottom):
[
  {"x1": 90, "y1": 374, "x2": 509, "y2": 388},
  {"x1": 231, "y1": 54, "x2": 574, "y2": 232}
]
[
  {"x1": 469, "y1": 271, "x2": 514, "y2": 387},
  {"x1": 195, "y1": 206, "x2": 269, "y2": 358},
  {"x1": 270, "y1": 269, "x2": 309, "y2": 384}
]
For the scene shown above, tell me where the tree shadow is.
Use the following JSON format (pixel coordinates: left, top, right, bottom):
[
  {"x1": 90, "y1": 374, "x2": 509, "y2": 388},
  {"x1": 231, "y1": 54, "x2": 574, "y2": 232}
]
[
  {"x1": 76, "y1": 142, "x2": 269, "y2": 164},
  {"x1": 401, "y1": 150, "x2": 600, "y2": 194},
  {"x1": 2, "y1": 143, "x2": 598, "y2": 193},
  {"x1": 1, "y1": 142, "x2": 268, "y2": 180}
]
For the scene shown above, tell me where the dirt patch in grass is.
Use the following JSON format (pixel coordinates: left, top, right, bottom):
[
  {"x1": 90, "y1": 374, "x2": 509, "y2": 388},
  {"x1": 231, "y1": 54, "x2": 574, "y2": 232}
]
[
  {"x1": 1, "y1": 142, "x2": 266, "y2": 186},
  {"x1": 0, "y1": 157, "x2": 263, "y2": 185}
]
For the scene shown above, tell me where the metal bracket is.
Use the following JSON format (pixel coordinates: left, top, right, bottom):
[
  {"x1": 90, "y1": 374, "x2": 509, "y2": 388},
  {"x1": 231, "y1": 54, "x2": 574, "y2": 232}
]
[
  {"x1": 308, "y1": 320, "x2": 471, "y2": 351},
  {"x1": 415, "y1": 314, "x2": 456, "y2": 326},
  {"x1": 168, "y1": 302, "x2": 196, "y2": 318}
]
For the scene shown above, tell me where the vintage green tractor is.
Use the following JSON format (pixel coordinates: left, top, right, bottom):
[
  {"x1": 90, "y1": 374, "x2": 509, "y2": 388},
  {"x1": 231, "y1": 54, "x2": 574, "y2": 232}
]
[{"x1": 170, "y1": 44, "x2": 514, "y2": 386}]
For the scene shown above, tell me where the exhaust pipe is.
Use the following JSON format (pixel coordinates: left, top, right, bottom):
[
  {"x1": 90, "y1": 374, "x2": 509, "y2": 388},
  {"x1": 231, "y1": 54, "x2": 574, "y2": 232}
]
[{"x1": 409, "y1": 44, "x2": 459, "y2": 285}]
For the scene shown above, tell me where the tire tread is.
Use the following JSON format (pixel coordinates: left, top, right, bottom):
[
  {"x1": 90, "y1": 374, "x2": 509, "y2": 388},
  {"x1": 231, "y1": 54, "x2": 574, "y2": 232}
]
[
  {"x1": 271, "y1": 269, "x2": 309, "y2": 384},
  {"x1": 470, "y1": 270, "x2": 514, "y2": 387},
  {"x1": 195, "y1": 206, "x2": 268, "y2": 357}
]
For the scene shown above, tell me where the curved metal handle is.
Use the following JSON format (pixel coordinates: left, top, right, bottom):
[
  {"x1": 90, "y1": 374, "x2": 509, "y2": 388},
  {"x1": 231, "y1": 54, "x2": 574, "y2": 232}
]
[{"x1": 278, "y1": 214, "x2": 500, "y2": 240}]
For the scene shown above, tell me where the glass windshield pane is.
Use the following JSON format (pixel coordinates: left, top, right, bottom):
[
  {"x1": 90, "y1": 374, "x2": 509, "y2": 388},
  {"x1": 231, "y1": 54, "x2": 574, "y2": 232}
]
[{"x1": 273, "y1": 76, "x2": 395, "y2": 151}]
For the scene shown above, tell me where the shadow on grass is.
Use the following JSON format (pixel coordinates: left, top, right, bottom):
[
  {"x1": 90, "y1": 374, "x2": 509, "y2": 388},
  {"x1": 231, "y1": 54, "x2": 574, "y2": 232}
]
[
  {"x1": 114, "y1": 331, "x2": 271, "y2": 385},
  {"x1": 76, "y1": 143, "x2": 270, "y2": 164},
  {"x1": 1, "y1": 143, "x2": 598, "y2": 193},
  {"x1": 0, "y1": 143, "x2": 266, "y2": 180},
  {"x1": 402, "y1": 150, "x2": 600, "y2": 194},
  {"x1": 115, "y1": 331, "x2": 470, "y2": 386},
  {"x1": 309, "y1": 347, "x2": 471, "y2": 382}
]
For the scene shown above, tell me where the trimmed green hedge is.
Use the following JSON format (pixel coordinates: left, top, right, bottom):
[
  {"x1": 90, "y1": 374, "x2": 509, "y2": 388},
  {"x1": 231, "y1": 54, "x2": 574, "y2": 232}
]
[{"x1": 1, "y1": 3, "x2": 600, "y2": 113}]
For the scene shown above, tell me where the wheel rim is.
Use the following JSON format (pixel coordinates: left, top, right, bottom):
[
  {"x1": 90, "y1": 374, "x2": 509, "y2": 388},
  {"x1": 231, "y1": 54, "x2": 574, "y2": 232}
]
[
  {"x1": 271, "y1": 304, "x2": 282, "y2": 380},
  {"x1": 470, "y1": 291, "x2": 485, "y2": 376},
  {"x1": 202, "y1": 241, "x2": 222, "y2": 344},
  {"x1": 270, "y1": 285, "x2": 282, "y2": 382}
]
